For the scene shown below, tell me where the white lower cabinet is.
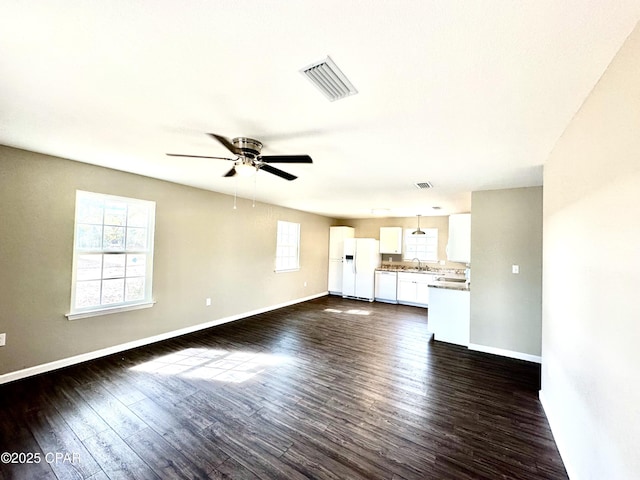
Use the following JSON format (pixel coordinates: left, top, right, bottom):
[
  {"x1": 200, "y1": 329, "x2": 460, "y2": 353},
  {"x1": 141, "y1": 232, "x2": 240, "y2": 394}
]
[
  {"x1": 397, "y1": 272, "x2": 437, "y2": 307},
  {"x1": 428, "y1": 287, "x2": 470, "y2": 346}
]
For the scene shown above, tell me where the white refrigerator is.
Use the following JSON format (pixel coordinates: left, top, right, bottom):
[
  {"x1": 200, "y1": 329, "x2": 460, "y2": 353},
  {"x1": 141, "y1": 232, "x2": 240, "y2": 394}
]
[
  {"x1": 328, "y1": 226, "x2": 355, "y2": 295},
  {"x1": 342, "y1": 238, "x2": 380, "y2": 301}
]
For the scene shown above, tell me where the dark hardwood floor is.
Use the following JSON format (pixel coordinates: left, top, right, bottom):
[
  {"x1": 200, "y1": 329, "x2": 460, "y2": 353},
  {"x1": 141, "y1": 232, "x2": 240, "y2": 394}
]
[{"x1": 0, "y1": 296, "x2": 567, "y2": 479}]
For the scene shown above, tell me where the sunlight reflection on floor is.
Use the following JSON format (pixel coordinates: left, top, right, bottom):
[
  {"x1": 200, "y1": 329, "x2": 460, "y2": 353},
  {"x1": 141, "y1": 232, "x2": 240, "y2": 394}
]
[
  {"x1": 324, "y1": 308, "x2": 371, "y2": 315},
  {"x1": 130, "y1": 348, "x2": 289, "y2": 383}
]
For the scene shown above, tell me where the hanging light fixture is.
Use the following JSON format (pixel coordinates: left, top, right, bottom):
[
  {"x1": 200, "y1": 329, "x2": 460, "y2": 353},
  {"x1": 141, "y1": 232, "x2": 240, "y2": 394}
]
[{"x1": 412, "y1": 214, "x2": 426, "y2": 235}]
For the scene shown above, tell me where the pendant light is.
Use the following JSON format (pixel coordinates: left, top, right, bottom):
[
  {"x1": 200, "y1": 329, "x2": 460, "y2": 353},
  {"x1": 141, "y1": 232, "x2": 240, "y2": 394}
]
[{"x1": 412, "y1": 214, "x2": 426, "y2": 235}]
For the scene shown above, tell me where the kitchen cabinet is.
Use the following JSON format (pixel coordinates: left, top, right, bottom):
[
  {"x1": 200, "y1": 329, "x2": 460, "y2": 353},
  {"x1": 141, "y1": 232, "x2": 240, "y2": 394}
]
[
  {"x1": 447, "y1": 213, "x2": 471, "y2": 264},
  {"x1": 379, "y1": 227, "x2": 403, "y2": 254},
  {"x1": 329, "y1": 226, "x2": 354, "y2": 259},
  {"x1": 375, "y1": 270, "x2": 397, "y2": 303},
  {"x1": 328, "y1": 226, "x2": 355, "y2": 294},
  {"x1": 428, "y1": 286, "x2": 470, "y2": 346},
  {"x1": 397, "y1": 272, "x2": 437, "y2": 307}
]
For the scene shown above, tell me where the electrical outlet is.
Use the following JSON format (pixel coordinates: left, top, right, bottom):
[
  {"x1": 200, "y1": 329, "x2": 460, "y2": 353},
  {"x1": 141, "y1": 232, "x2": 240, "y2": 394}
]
[
  {"x1": 512, "y1": 265, "x2": 520, "y2": 274},
  {"x1": 304, "y1": 281, "x2": 307, "y2": 287},
  {"x1": 0, "y1": 333, "x2": 6, "y2": 347},
  {"x1": 205, "y1": 298, "x2": 212, "y2": 306}
]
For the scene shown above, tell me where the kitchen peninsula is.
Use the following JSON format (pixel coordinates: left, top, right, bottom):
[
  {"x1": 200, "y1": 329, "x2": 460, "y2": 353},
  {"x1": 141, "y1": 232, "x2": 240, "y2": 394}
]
[{"x1": 374, "y1": 264, "x2": 471, "y2": 347}]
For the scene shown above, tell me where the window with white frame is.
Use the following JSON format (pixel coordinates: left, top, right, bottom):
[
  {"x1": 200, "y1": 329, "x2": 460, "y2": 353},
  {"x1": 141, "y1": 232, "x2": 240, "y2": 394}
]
[
  {"x1": 68, "y1": 190, "x2": 156, "y2": 319},
  {"x1": 275, "y1": 220, "x2": 300, "y2": 272},
  {"x1": 403, "y1": 228, "x2": 438, "y2": 263}
]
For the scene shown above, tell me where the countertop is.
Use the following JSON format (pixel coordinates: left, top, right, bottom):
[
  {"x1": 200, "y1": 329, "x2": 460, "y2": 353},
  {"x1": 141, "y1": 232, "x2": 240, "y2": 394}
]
[
  {"x1": 429, "y1": 281, "x2": 470, "y2": 292},
  {"x1": 375, "y1": 268, "x2": 470, "y2": 291},
  {"x1": 375, "y1": 267, "x2": 437, "y2": 274}
]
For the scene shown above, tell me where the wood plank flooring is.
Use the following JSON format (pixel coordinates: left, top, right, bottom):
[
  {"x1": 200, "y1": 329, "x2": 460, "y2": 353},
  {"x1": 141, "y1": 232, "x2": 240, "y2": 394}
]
[{"x1": 0, "y1": 296, "x2": 567, "y2": 479}]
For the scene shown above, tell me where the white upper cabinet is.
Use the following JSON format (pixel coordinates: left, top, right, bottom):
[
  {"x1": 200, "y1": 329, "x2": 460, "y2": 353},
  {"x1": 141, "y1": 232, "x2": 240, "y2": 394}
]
[
  {"x1": 379, "y1": 227, "x2": 403, "y2": 254},
  {"x1": 447, "y1": 214, "x2": 471, "y2": 264},
  {"x1": 329, "y1": 226, "x2": 355, "y2": 259}
]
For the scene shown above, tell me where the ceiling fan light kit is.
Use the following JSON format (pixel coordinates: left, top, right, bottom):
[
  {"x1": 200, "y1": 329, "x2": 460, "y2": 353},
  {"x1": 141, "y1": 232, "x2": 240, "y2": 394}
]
[
  {"x1": 167, "y1": 133, "x2": 312, "y2": 181},
  {"x1": 235, "y1": 162, "x2": 258, "y2": 177}
]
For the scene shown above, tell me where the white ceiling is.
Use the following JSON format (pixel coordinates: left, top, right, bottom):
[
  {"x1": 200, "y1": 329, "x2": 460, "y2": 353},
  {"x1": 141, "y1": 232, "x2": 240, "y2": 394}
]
[{"x1": 1, "y1": 1, "x2": 639, "y2": 219}]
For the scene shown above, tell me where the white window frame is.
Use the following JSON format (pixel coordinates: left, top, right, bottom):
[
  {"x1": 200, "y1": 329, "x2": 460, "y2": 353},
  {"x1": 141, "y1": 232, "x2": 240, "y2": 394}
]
[
  {"x1": 67, "y1": 190, "x2": 156, "y2": 320},
  {"x1": 275, "y1": 220, "x2": 300, "y2": 272},
  {"x1": 403, "y1": 228, "x2": 438, "y2": 263}
]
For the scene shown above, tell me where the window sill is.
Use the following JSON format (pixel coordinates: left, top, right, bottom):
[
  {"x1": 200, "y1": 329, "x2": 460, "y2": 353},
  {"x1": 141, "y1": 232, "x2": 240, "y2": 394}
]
[
  {"x1": 66, "y1": 301, "x2": 155, "y2": 321},
  {"x1": 274, "y1": 268, "x2": 300, "y2": 273}
]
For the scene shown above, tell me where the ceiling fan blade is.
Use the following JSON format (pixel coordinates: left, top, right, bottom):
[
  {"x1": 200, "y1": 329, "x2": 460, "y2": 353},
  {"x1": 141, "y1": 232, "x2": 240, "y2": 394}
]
[
  {"x1": 259, "y1": 164, "x2": 297, "y2": 181},
  {"x1": 208, "y1": 133, "x2": 241, "y2": 155},
  {"x1": 260, "y1": 155, "x2": 312, "y2": 164},
  {"x1": 166, "y1": 153, "x2": 234, "y2": 161},
  {"x1": 223, "y1": 166, "x2": 237, "y2": 177}
]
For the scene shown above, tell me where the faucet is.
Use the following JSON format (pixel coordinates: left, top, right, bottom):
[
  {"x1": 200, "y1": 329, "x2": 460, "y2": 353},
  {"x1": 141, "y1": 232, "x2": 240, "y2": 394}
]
[{"x1": 411, "y1": 258, "x2": 422, "y2": 270}]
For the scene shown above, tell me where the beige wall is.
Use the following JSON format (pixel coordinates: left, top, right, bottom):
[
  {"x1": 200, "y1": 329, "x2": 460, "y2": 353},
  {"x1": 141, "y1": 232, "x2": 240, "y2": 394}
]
[
  {"x1": 337, "y1": 216, "x2": 467, "y2": 269},
  {"x1": 0, "y1": 146, "x2": 334, "y2": 376},
  {"x1": 470, "y1": 187, "x2": 543, "y2": 357},
  {"x1": 541, "y1": 22, "x2": 640, "y2": 480}
]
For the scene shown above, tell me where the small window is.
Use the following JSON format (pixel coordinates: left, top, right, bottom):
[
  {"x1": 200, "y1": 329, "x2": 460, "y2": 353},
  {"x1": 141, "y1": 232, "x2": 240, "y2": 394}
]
[
  {"x1": 403, "y1": 228, "x2": 438, "y2": 263},
  {"x1": 68, "y1": 191, "x2": 156, "y2": 319},
  {"x1": 275, "y1": 221, "x2": 300, "y2": 272}
]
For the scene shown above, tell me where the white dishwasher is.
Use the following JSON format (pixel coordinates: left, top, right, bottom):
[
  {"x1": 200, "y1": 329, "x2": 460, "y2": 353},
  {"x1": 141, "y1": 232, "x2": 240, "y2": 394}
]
[{"x1": 374, "y1": 270, "x2": 398, "y2": 303}]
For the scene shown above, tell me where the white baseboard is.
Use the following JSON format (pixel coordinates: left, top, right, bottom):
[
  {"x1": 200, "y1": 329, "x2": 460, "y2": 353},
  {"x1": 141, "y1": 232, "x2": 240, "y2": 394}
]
[
  {"x1": 0, "y1": 292, "x2": 328, "y2": 385},
  {"x1": 467, "y1": 343, "x2": 542, "y2": 364}
]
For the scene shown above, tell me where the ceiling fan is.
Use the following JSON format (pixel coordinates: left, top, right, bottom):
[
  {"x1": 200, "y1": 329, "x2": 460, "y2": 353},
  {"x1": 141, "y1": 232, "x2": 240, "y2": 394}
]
[{"x1": 167, "y1": 133, "x2": 312, "y2": 181}]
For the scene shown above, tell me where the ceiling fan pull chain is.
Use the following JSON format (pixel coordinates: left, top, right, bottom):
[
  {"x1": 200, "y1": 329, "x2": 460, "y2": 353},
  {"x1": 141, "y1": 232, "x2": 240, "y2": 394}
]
[
  {"x1": 252, "y1": 174, "x2": 257, "y2": 207},
  {"x1": 233, "y1": 176, "x2": 238, "y2": 210}
]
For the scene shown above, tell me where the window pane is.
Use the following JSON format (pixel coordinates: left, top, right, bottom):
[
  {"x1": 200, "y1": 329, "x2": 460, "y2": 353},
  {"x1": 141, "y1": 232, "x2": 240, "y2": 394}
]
[
  {"x1": 76, "y1": 196, "x2": 104, "y2": 224},
  {"x1": 77, "y1": 224, "x2": 103, "y2": 250},
  {"x1": 104, "y1": 226, "x2": 125, "y2": 251},
  {"x1": 275, "y1": 221, "x2": 299, "y2": 271},
  {"x1": 126, "y1": 254, "x2": 146, "y2": 277},
  {"x1": 71, "y1": 191, "x2": 155, "y2": 314},
  {"x1": 75, "y1": 280, "x2": 101, "y2": 309},
  {"x1": 103, "y1": 254, "x2": 126, "y2": 279},
  {"x1": 125, "y1": 277, "x2": 145, "y2": 302},
  {"x1": 126, "y1": 227, "x2": 147, "y2": 251},
  {"x1": 127, "y1": 205, "x2": 149, "y2": 227},
  {"x1": 102, "y1": 278, "x2": 125, "y2": 304},
  {"x1": 104, "y1": 201, "x2": 127, "y2": 226},
  {"x1": 404, "y1": 228, "x2": 438, "y2": 262},
  {"x1": 77, "y1": 254, "x2": 102, "y2": 281}
]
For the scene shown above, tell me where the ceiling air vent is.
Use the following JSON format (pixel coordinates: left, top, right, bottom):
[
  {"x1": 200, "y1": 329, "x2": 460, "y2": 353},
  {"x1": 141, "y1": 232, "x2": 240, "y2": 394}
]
[
  {"x1": 414, "y1": 181, "x2": 434, "y2": 189},
  {"x1": 300, "y1": 56, "x2": 358, "y2": 102}
]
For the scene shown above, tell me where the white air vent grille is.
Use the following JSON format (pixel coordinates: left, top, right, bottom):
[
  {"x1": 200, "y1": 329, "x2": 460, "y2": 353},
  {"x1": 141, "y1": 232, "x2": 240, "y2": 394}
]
[
  {"x1": 414, "y1": 181, "x2": 434, "y2": 189},
  {"x1": 300, "y1": 56, "x2": 358, "y2": 102}
]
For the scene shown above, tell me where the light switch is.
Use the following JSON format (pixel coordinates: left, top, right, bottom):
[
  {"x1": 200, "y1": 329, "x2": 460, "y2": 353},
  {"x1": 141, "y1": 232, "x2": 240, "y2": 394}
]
[{"x1": 512, "y1": 265, "x2": 520, "y2": 274}]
